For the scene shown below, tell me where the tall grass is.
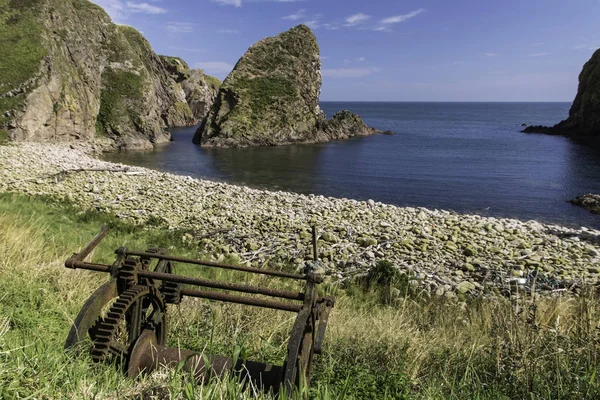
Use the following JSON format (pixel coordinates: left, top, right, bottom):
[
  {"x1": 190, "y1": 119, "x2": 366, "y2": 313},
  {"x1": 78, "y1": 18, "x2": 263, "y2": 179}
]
[{"x1": 0, "y1": 193, "x2": 598, "y2": 399}]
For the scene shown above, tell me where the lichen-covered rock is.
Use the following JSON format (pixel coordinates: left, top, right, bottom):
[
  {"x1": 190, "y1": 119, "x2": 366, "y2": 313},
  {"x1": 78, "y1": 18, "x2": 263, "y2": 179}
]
[
  {"x1": 161, "y1": 56, "x2": 221, "y2": 121},
  {"x1": 194, "y1": 25, "x2": 382, "y2": 147},
  {"x1": 0, "y1": 0, "x2": 197, "y2": 150},
  {"x1": 523, "y1": 49, "x2": 600, "y2": 137}
]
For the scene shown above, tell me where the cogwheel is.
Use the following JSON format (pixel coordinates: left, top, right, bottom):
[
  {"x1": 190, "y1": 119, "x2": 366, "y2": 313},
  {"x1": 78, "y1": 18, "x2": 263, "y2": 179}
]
[{"x1": 91, "y1": 285, "x2": 166, "y2": 363}]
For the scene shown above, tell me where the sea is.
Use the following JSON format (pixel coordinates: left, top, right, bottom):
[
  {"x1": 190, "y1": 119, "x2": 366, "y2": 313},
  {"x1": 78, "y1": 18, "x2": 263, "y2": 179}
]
[{"x1": 103, "y1": 102, "x2": 600, "y2": 229}]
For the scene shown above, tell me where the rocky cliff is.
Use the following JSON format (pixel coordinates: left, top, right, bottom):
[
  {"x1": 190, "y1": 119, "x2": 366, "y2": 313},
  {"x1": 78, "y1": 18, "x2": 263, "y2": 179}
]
[
  {"x1": 194, "y1": 25, "x2": 382, "y2": 147},
  {"x1": 160, "y1": 56, "x2": 221, "y2": 122},
  {"x1": 523, "y1": 49, "x2": 600, "y2": 137},
  {"x1": 0, "y1": 0, "x2": 218, "y2": 150}
]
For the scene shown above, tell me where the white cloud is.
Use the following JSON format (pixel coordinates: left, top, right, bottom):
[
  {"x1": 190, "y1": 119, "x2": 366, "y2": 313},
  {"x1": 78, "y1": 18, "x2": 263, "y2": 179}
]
[
  {"x1": 165, "y1": 22, "x2": 195, "y2": 33},
  {"x1": 356, "y1": 57, "x2": 365, "y2": 62},
  {"x1": 283, "y1": 9, "x2": 305, "y2": 20},
  {"x1": 126, "y1": 2, "x2": 167, "y2": 14},
  {"x1": 574, "y1": 44, "x2": 599, "y2": 51},
  {"x1": 215, "y1": 0, "x2": 302, "y2": 6},
  {"x1": 372, "y1": 26, "x2": 391, "y2": 32},
  {"x1": 322, "y1": 67, "x2": 379, "y2": 78},
  {"x1": 304, "y1": 19, "x2": 320, "y2": 29},
  {"x1": 195, "y1": 61, "x2": 234, "y2": 74},
  {"x1": 217, "y1": 29, "x2": 240, "y2": 34},
  {"x1": 345, "y1": 13, "x2": 370, "y2": 26},
  {"x1": 483, "y1": 52, "x2": 498, "y2": 57},
  {"x1": 381, "y1": 9, "x2": 425, "y2": 24},
  {"x1": 529, "y1": 53, "x2": 549, "y2": 57},
  {"x1": 213, "y1": 0, "x2": 242, "y2": 6}
]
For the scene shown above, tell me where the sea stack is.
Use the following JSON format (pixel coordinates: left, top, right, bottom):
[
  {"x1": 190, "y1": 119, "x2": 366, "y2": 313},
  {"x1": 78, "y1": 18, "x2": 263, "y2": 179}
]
[
  {"x1": 194, "y1": 25, "x2": 381, "y2": 147},
  {"x1": 523, "y1": 49, "x2": 600, "y2": 137}
]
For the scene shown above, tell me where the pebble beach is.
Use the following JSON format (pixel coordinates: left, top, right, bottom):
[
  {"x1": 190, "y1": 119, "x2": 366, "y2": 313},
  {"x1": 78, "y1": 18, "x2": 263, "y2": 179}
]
[{"x1": 1, "y1": 143, "x2": 599, "y2": 296}]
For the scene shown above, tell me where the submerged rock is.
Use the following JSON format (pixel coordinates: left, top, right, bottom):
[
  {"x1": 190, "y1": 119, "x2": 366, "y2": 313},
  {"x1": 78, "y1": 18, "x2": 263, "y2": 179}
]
[
  {"x1": 523, "y1": 49, "x2": 600, "y2": 137},
  {"x1": 194, "y1": 25, "x2": 382, "y2": 147}
]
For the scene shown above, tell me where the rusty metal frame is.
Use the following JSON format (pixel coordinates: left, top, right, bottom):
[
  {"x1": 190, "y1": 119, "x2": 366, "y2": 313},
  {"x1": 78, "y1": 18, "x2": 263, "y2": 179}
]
[{"x1": 64, "y1": 226, "x2": 335, "y2": 397}]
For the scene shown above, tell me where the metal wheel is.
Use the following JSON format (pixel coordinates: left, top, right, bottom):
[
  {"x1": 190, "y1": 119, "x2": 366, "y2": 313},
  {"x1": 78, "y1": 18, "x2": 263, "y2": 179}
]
[
  {"x1": 282, "y1": 307, "x2": 317, "y2": 397},
  {"x1": 90, "y1": 285, "x2": 167, "y2": 364},
  {"x1": 65, "y1": 279, "x2": 118, "y2": 350}
]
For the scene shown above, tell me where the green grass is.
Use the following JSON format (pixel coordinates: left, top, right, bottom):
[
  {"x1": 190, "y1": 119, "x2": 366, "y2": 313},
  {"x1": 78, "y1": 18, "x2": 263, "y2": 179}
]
[
  {"x1": 0, "y1": 192, "x2": 599, "y2": 399},
  {"x1": 0, "y1": 129, "x2": 8, "y2": 144}
]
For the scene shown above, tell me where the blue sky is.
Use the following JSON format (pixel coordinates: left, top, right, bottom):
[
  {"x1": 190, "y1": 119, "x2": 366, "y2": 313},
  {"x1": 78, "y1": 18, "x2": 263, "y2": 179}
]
[{"x1": 92, "y1": 0, "x2": 599, "y2": 102}]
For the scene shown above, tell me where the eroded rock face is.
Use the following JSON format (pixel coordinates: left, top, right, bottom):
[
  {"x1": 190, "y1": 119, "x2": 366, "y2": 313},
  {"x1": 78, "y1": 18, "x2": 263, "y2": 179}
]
[
  {"x1": 161, "y1": 56, "x2": 221, "y2": 121},
  {"x1": 194, "y1": 25, "x2": 383, "y2": 147},
  {"x1": 524, "y1": 49, "x2": 600, "y2": 137},
  {"x1": 0, "y1": 0, "x2": 197, "y2": 150}
]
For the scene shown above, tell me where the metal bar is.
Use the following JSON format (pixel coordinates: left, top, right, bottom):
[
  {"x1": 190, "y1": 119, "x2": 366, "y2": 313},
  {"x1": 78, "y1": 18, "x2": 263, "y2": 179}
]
[
  {"x1": 65, "y1": 226, "x2": 110, "y2": 268},
  {"x1": 137, "y1": 270, "x2": 305, "y2": 301},
  {"x1": 69, "y1": 261, "x2": 112, "y2": 273},
  {"x1": 312, "y1": 226, "x2": 318, "y2": 262},
  {"x1": 122, "y1": 250, "x2": 306, "y2": 281},
  {"x1": 67, "y1": 261, "x2": 304, "y2": 300},
  {"x1": 314, "y1": 300, "x2": 334, "y2": 354},
  {"x1": 181, "y1": 288, "x2": 303, "y2": 312}
]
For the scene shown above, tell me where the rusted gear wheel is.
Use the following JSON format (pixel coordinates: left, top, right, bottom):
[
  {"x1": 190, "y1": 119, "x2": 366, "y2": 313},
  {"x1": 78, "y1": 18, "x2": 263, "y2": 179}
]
[{"x1": 91, "y1": 285, "x2": 167, "y2": 364}]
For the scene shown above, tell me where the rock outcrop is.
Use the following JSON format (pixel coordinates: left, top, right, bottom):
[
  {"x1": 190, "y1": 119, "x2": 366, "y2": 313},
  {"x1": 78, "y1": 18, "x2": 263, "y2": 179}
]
[
  {"x1": 0, "y1": 0, "x2": 210, "y2": 150},
  {"x1": 570, "y1": 194, "x2": 600, "y2": 214},
  {"x1": 523, "y1": 49, "x2": 600, "y2": 137},
  {"x1": 194, "y1": 25, "x2": 382, "y2": 147},
  {"x1": 160, "y1": 56, "x2": 221, "y2": 121}
]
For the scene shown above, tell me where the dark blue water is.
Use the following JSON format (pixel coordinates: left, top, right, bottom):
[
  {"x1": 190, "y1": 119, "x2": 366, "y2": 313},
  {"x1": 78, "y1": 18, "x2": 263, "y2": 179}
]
[{"x1": 103, "y1": 102, "x2": 600, "y2": 229}]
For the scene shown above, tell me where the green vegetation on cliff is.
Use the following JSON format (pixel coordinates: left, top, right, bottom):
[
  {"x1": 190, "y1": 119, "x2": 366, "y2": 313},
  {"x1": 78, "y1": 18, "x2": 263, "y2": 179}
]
[
  {"x1": 96, "y1": 69, "x2": 145, "y2": 137},
  {"x1": 234, "y1": 77, "x2": 296, "y2": 119},
  {"x1": 0, "y1": 0, "x2": 47, "y2": 127}
]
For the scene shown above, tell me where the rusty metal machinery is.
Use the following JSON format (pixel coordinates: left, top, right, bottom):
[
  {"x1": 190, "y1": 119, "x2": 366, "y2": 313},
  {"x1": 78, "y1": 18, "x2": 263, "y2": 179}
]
[{"x1": 64, "y1": 226, "x2": 335, "y2": 397}]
